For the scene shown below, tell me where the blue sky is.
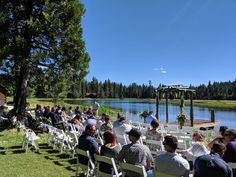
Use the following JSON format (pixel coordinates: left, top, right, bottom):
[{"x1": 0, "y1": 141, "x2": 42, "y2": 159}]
[{"x1": 81, "y1": 0, "x2": 236, "y2": 87}]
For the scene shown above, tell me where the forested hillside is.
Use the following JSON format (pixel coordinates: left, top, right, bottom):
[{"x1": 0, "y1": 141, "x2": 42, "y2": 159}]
[{"x1": 1, "y1": 72, "x2": 236, "y2": 100}]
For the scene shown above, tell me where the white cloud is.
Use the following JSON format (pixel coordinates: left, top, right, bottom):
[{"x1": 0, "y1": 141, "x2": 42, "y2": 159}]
[
  {"x1": 153, "y1": 67, "x2": 167, "y2": 74},
  {"x1": 161, "y1": 70, "x2": 167, "y2": 74}
]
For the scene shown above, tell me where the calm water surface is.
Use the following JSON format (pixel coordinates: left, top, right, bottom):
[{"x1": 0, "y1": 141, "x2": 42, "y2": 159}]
[{"x1": 66, "y1": 99, "x2": 236, "y2": 129}]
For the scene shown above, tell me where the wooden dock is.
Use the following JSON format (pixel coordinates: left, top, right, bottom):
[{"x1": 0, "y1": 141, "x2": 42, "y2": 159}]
[{"x1": 170, "y1": 119, "x2": 220, "y2": 129}]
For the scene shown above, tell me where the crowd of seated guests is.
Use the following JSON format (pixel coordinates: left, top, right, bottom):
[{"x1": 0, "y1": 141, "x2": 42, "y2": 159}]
[{"x1": 29, "y1": 104, "x2": 236, "y2": 177}]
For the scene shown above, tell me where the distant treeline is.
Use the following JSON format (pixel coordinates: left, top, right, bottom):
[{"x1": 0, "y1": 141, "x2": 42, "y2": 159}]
[{"x1": 1, "y1": 74, "x2": 236, "y2": 100}]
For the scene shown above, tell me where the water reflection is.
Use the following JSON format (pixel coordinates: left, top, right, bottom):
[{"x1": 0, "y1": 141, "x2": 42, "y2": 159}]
[{"x1": 65, "y1": 99, "x2": 236, "y2": 129}]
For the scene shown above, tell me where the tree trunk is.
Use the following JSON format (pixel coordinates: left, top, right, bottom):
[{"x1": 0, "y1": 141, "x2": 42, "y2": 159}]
[{"x1": 13, "y1": 65, "x2": 29, "y2": 121}]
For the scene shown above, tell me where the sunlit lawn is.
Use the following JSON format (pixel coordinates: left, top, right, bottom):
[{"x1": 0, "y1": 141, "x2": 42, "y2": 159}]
[{"x1": 0, "y1": 129, "x2": 82, "y2": 177}]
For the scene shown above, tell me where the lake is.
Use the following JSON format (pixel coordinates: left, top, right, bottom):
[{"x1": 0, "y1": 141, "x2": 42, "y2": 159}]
[{"x1": 66, "y1": 99, "x2": 236, "y2": 130}]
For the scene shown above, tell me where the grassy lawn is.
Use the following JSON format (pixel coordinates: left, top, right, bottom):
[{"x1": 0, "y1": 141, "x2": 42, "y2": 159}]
[{"x1": 0, "y1": 129, "x2": 82, "y2": 177}]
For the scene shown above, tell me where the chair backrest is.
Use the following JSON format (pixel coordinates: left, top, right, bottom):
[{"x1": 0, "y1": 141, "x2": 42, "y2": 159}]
[
  {"x1": 75, "y1": 149, "x2": 95, "y2": 177},
  {"x1": 116, "y1": 134, "x2": 129, "y2": 145},
  {"x1": 153, "y1": 168, "x2": 176, "y2": 177},
  {"x1": 146, "y1": 139, "x2": 164, "y2": 155},
  {"x1": 95, "y1": 155, "x2": 121, "y2": 177},
  {"x1": 228, "y1": 162, "x2": 236, "y2": 169},
  {"x1": 119, "y1": 162, "x2": 147, "y2": 177}
]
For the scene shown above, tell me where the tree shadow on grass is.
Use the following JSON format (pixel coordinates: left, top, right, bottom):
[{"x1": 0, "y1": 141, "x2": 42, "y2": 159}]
[
  {"x1": 0, "y1": 151, "x2": 6, "y2": 155},
  {"x1": 9, "y1": 145, "x2": 22, "y2": 149},
  {"x1": 67, "y1": 158, "x2": 77, "y2": 164},
  {"x1": 12, "y1": 149, "x2": 25, "y2": 154},
  {"x1": 44, "y1": 156, "x2": 55, "y2": 160},
  {"x1": 56, "y1": 153, "x2": 71, "y2": 159},
  {"x1": 46, "y1": 149, "x2": 60, "y2": 154},
  {"x1": 0, "y1": 147, "x2": 4, "y2": 150},
  {"x1": 53, "y1": 160, "x2": 64, "y2": 166},
  {"x1": 65, "y1": 166, "x2": 76, "y2": 172}
]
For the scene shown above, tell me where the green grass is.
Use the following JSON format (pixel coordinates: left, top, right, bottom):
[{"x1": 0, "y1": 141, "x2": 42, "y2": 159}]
[{"x1": 0, "y1": 129, "x2": 81, "y2": 177}]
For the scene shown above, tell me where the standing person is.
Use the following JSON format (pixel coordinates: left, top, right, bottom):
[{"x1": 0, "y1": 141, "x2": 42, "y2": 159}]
[
  {"x1": 193, "y1": 142, "x2": 233, "y2": 177},
  {"x1": 117, "y1": 128, "x2": 153, "y2": 177},
  {"x1": 92, "y1": 100, "x2": 100, "y2": 115},
  {"x1": 155, "y1": 135, "x2": 190, "y2": 177}
]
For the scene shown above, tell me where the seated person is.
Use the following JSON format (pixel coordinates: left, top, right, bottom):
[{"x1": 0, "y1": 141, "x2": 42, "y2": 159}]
[
  {"x1": 100, "y1": 131, "x2": 120, "y2": 173},
  {"x1": 208, "y1": 126, "x2": 229, "y2": 149},
  {"x1": 145, "y1": 119, "x2": 163, "y2": 151},
  {"x1": 155, "y1": 135, "x2": 190, "y2": 177},
  {"x1": 178, "y1": 131, "x2": 210, "y2": 164},
  {"x1": 193, "y1": 142, "x2": 233, "y2": 177},
  {"x1": 77, "y1": 124, "x2": 99, "y2": 164},
  {"x1": 100, "y1": 115, "x2": 113, "y2": 134},
  {"x1": 222, "y1": 129, "x2": 236, "y2": 177},
  {"x1": 118, "y1": 128, "x2": 153, "y2": 177}
]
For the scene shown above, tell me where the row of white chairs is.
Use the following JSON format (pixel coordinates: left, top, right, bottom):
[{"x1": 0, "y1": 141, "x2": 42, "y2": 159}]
[{"x1": 75, "y1": 148, "x2": 182, "y2": 177}]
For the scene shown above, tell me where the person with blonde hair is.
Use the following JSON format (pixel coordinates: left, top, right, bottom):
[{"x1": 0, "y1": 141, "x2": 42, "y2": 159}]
[{"x1": 178, "y1": 131, "x2": 210, "y2": 164}]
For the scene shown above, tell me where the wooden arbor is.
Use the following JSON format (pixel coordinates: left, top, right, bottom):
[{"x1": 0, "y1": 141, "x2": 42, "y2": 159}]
[{"x1": 155, "y1": 84, "x2": 195, "y2": 126}]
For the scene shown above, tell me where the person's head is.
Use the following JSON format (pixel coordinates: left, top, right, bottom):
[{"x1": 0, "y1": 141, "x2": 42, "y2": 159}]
[
  {"x1": 219, "y1": 126, "x2": 228, "y2": 136},
  {"x1": 223, "y1": 129, "x2": 236, "y2": 143},
  {"x1": 73, "y1": 114, "x2": 81, "y2": 123},
  {"x1": 150, "y1": 119, "x2": 159, "y2": 129},
  {"x1": 119, "y1": 116, "x2": 126, "y2": 123},
  {"x1": 103, "y1": 131, "x2": 116, "y2": 145},
  {"x1": 148, "y1": 111, "x2": 153, "y2": 115},
  {"x1": 62, "y1": 106, "x2": 66, "y2": 111},
  {"x1": 163, "y1": 135, "x2": 178, "y2": 153},
  {"x1": 211, "y1": 142, "x2": 226, "y2": 157},
  {"x1": 104, "y1": 115, "x2": 110, "y2": 123},
  {"x1": 127, "y1": 128, "x2": 142, "y2": 142},
  {"x1": 192, "y1": 131, "x2": 205, "y2": 142},
  {"x1": 85, "y1": 124, "x2": 97, "y2": 136}
]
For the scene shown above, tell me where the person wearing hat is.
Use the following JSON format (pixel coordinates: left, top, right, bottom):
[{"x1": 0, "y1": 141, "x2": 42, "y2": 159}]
[
  {"x1": 155, "y1": 135, "x2": 190, "y2": 177},
  {"x1": 117, "y1": 128, "x2": 153, "y2": 177}
]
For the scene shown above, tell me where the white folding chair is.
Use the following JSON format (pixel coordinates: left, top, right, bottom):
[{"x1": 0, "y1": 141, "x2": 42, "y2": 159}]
[
  {"x1": 153, "y1": 168, "x2": 176, "y2": 177},
  {"x1": 75, "y1": 149, "x2": 95, "y2": 177},
  {"x1": 116, "y1": 134, "x2": 129, "y2": 146},
  {"x1": 119, "y1": 162, "x2": 147, "y2": 177},
  {"x1": 145, "y1": 139, "x2": 164, "y2": 155},
  {"x1": 228, "y1": 162, "x2": 236, "y2": 170},
  {"x1": 22, "y1": 129, "x2": 40, "y2": 152},
  {"x1": 53, "y1": 128, "x2": 66, "y2": 152},
  {"x1": 95, "y1": 155, "x2": 122, "y2": 177},
  {"x1": 64, "y1": 131, "x2": 78, "y2": 157}
]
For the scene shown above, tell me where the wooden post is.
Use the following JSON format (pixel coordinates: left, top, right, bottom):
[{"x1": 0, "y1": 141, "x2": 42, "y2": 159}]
[
  {"x1": 165, "y1": 91, "x2": 168, "y2": 123},
  {"x1": 190, "y1": 92, "x2": 194, "y2": 127},
  {"x1": 211, "y1": 109, "x2": 215, "y2": 122},
  {"x1": 155, "y1": 90, "x2": 159, "y2": 120}
]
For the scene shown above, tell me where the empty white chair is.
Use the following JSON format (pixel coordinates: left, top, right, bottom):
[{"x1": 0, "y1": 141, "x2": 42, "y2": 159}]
[
  {"x1": 22, "y1": 129, "x2": 40, "y2": 152},
  {"x1": 165, "y1": 124, "x2": 179, "y2": 134},
  {"x1": 64, "y1": 131, "x2": 78, "y2": 157},
  {"x1": 75, "y1": 149, "x2": 95, "y2": 177},
  {"x1": 95, "y1": 155, "x2": 122, "y2": 177},
  {"x1": 119, "y1": 162, "x2": 147, "y2": 177}
]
